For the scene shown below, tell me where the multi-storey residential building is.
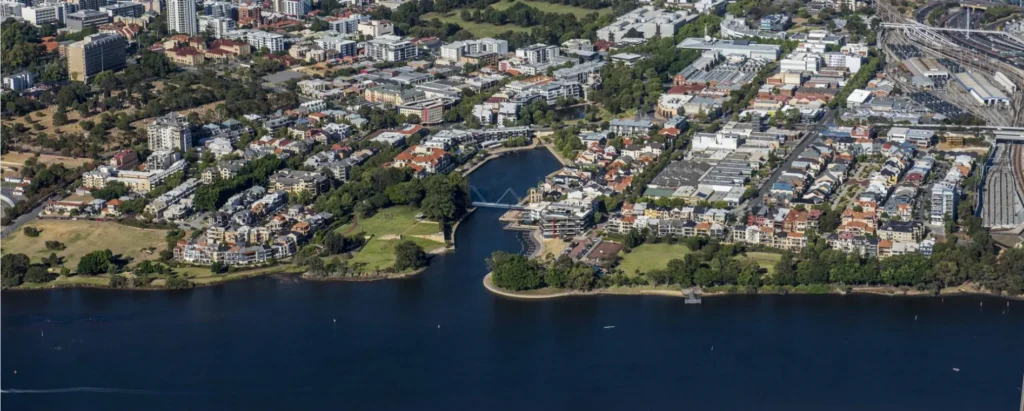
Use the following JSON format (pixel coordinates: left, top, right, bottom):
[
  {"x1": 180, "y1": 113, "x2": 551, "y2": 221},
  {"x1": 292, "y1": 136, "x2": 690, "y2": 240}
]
[
  {"x1": 357, "y1": 19, "x2": 393, "y2": 37},
  {"x1": 99, "y1": 1, "x2": 143, "y2": 17},
  {"x1": 274, "y1": 0, "x2": 309, "y2": 15},
  {"x1": 21, "y1": 2, "x2": 71, "y2": 26},
  {"x1": 167, "y1": 0, "x2": 197, "y2": 35},
  {"x1": 3, "y1": 71, "x2": 35, "y2": 92},
  {"x1": 67, "y1": 33, "x2": 126, "y2": 81},
  {"x1": 315, "y1": 36, "x2": 356, "y2": 57},
  {"x1": 439, "y1": 38, "x2": 509, "y2": 60},
  {"x1": 65, "y1": 9, "x2": 110, "y2": 30},
  {"x1": 364, "y1": 35, "x2": 417, "y2": 62},
  {"x1": 199, "y1": 15, "x2": 235, "y2": 38},
  {"x1": 247, "y1": 30, "x2": 285, "y2": 52},
  {"x1": 204, "y1": 1, "x2": 235, "y2": 17},
  {"x1": 930, "y1": 181, "x2": 957, "y2": 225},
  {"x1": 515, "y1": 43, "x2": 559, "y2": 64},
  {"x1": 269, "y1": 169, "x2": 329, "y2": 195},
  {"x1": 553, "y1": 61, "x2": 606, "y2": 85},
  {"x1": 0, "y1": 1, "x2": 23, "y2": 20},
  {"x1": 148, "y1": 113, "x2": 192, "y2": 152},
  {"x1": 363, "y1": 85, "x2": 424, "y2": 106},
  {"x1": 237, "y1": 3, "x2": 262, "y2": 26},
  {"x1": 328, "y1": 13, "x2": 367, "y2": 34}
]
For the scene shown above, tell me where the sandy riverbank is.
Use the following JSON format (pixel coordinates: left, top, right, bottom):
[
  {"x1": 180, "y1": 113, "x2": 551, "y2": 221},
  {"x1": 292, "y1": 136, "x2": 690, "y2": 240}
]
[{"x1": 482, "y1": 274, "x2": 1023, "y2": 301}]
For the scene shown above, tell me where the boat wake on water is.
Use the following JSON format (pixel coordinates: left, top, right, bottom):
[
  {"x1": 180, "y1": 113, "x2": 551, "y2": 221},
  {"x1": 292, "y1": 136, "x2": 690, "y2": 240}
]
[{"x1": 1, "y1": 387, "x2": 167, "y2": 395}]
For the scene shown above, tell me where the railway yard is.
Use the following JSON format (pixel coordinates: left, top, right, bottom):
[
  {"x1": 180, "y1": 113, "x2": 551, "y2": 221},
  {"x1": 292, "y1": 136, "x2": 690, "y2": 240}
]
[
  {"x1": 981, "y1": 143, "x2": 1024, "y2": 229},
  {"x1": 879, "y1": 0, "x2": 1024, "y2": 127}
]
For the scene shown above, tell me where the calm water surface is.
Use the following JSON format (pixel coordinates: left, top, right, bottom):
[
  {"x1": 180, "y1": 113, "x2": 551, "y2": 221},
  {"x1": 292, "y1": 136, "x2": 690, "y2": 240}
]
[{"x1": 3, "y1": 149, "x2": 1023, "y2": 410}]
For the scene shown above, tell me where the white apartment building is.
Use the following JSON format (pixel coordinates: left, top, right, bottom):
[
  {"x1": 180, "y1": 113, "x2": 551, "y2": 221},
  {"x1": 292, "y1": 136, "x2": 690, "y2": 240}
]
[
  {"x1": 364, "y1": 35, "x2": 417, "y2": 62},
  {"x1": 440, "y1": 38, "x2": 509, "y2": 60},
  {"x1": 329, "y1": 13, "x2": 367, "y2": 34},
  {"x1": 199, "y1": 15, "x2": 236, "y2": 38},
  {"x1": 21, "y1": 2, "x2": 71, "y2": 26},
  {"x1": 278, "y1": 0, "x2": 309, "y2": 16},
  {"x1": 357, "y1": 20, "x2": 393, "y2": 37},
  {"x1": 247, "y1": 30, "x2": 286, "y2": 52},
  {"x1": 315, "y1": 36, "x2": 357, "y2": 57},
  {"x1": 148, "y1": 113, "x2": 192, "y2": 152},
  {"x1": 515, "y1": 43, "x2": 559, "y2": 64},
  {"x1": 1, "y1": 1, "x2": 23, "y2": 20},
  {"x1": 167, "y1": 0, "x2": 197, "y2": 35}
]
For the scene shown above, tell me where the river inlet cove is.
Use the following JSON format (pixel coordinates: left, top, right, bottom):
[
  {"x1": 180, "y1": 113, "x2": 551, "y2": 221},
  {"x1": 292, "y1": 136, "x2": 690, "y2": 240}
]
[{"x1": 3, "y1": 149, "x2": 1023, "y2": 410}]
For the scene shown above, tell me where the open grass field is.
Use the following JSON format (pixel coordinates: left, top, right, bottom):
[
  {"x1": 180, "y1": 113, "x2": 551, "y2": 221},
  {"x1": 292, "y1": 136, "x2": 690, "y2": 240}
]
[
  {"x1": 422, "y1": 12, "x2": 530, "y2": 37},
  {"x1": 1, "y1": 152, "x2": 95, "y2": 171},
  {"x1": 488, "y1": 1, "x2": 612, "y2": 17},
  {"x1": 618, "y1": 243, "x2": 692, "y2": 275},
  {"x1": 335, "y1": 206, "x2": 446, "y2": 272},
  {"x1": 2, "y1": 220, "x2": 168, "y2": 268},
  {"x1": 734, "y1": 251, "x2": 782, "y2": 274}
]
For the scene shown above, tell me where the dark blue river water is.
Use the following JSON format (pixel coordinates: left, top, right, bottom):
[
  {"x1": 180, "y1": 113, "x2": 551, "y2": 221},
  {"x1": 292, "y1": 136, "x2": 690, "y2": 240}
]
[{"x1": 3, "y1": 149, "x2": 1023, "y2": 410}]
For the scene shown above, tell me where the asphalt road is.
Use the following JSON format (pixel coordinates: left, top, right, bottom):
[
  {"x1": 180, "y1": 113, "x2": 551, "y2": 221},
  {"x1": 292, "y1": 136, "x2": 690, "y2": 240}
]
[
  {"x1": 0, "y1": 198, "x2": 47, "y2": 239},
  {"x1": 748, "y1": 109, "x2": 836, "y2": 210}
]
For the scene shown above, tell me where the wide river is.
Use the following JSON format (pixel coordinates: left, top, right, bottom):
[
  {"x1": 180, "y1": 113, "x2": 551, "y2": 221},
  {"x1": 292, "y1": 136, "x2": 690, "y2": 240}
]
[{"x1": 3, "y1": 149, "x2": 1023, "y2": 410}]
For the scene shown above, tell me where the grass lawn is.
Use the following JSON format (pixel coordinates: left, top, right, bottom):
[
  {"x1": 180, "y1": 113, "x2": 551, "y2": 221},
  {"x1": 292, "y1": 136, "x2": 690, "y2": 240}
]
[
  {"x1": 2, "y1": 220, "x2": 168, "y2": 268},
  {"x1": 349, "y1": 236, "x2": 444, "y2": 272},
  {"x1": 488, "y1": 1, "x2": 612, "y2": 17},
  {"x1": 335, "y1": 206, "x2": 446, "y2": 272},
  {"x1": 618, "y1": 243, "x2": 692, "y2": 275},
  {"x1": 734, "y1": 251, "x2": 782, "y2": 274},
  {"x1": 422, "y1": 12, "x2": 531, "y2": 37}
]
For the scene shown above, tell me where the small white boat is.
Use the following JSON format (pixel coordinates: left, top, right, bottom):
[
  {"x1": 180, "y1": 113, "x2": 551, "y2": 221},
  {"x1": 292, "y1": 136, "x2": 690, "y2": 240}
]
[
  {"x1": 952, "y1": 368, "x2": 960, "y2": 372},
  {"x1": 603, "y1": 325, "x2": 615, "y2": 329}
]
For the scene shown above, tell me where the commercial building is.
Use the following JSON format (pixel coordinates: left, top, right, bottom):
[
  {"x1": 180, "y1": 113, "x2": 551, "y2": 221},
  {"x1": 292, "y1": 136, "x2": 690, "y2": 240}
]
[
  {"x1": 677, "y1": 37, "x2": 782, "y2": 61},
  {"x1": 167, "y1": 0, "x2": 197, "y2": 35},
  {"x1": 148, "y1": 113, "x2": 192, "y2": 152},
  {"x1": 65, "y1": 9, "x2": 110, "y2": 31},
  {"x1": 67, "y1": 33, "x2": 126, "y2": 81},
  {"x1": 364, "y1": 35, "x2": 417, "y2": 62},
  {"x1": 954, "y1": 72, "x2": 1011, "y2": 108},
  {"x1": 397, "y1": 99, "x2": 445, "y2": 125},
  {"x1": 596, "y1": 6, "x2": 695, "y2": 42}
]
